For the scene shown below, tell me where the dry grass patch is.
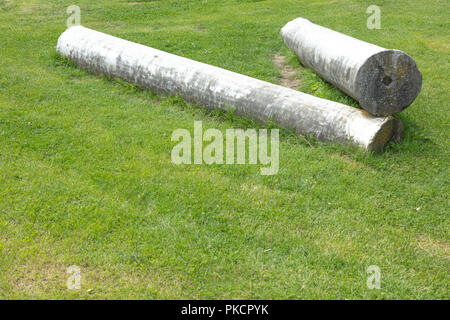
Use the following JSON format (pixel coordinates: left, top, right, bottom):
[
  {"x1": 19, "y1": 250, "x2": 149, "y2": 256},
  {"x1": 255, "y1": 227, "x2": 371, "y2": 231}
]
[{"x1": 273, "y1": 54, "x2": 301, "y2": 89}]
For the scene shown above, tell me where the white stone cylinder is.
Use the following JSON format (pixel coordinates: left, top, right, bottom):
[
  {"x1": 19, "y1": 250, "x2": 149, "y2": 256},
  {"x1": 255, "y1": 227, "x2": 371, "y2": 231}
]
[
  {"x1": 281, "y1": 18, "x2": 422, "y2": 116},
  {"x1": 57, "y1": 26, "x2": 402, "y2": 152}
]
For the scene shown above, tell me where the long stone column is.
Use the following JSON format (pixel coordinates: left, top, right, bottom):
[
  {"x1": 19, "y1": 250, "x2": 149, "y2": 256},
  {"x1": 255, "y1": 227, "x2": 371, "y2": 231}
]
[
  {"x1": 57, "y1": 26, "x2": 402, "y2": 152},
  {"x1": 281, "y1": 18, "x2": 422, "y2": 116}
]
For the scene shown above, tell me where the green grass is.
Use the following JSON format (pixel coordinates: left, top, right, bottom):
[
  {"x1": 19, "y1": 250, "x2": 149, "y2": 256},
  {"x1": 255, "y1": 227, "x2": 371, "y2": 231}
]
[{"x1": 0, "y1": 0, "x2": 448, "y2": 299}]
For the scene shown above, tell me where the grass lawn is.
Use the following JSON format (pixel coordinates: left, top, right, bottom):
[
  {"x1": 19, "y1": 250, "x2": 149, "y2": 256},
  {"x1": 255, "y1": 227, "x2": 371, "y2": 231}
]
[{"x1": 0, "y1": 0, "x2": 448, "y2": 299}]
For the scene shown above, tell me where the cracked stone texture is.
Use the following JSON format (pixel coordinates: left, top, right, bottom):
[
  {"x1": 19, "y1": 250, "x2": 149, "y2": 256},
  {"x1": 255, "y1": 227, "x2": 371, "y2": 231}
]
[
  {"x1": 57, "y1": 26, "x2": 403, "y2": 151},
  {"x1": 281, "y1": 17, "x2": 422, "y2": 116}
]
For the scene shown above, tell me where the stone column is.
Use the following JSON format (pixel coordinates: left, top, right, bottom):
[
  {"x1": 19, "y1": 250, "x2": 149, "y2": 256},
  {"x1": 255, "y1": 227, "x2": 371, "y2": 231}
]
[
  {"x1": 57, "y1": 26, "x2": 402, "y2": 151},
  {"x1": 281, "y1": 17, "x2": 422, "y2": 116}
]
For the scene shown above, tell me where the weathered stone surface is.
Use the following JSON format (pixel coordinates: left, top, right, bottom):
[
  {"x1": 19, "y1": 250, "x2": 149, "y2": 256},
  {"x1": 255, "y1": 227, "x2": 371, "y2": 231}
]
[
  {"x1": 57, "y1": 26, "x2": 402, "y2": 151},
  {"x1": 281, "y1": 18, "x2": 422, "y2": 116}
]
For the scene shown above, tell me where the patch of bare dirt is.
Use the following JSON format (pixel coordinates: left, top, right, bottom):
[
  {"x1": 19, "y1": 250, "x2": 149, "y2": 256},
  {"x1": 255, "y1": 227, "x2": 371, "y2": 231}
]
[{"x1": 273, "y1": 54, "x2": 301, "y2": 90}]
